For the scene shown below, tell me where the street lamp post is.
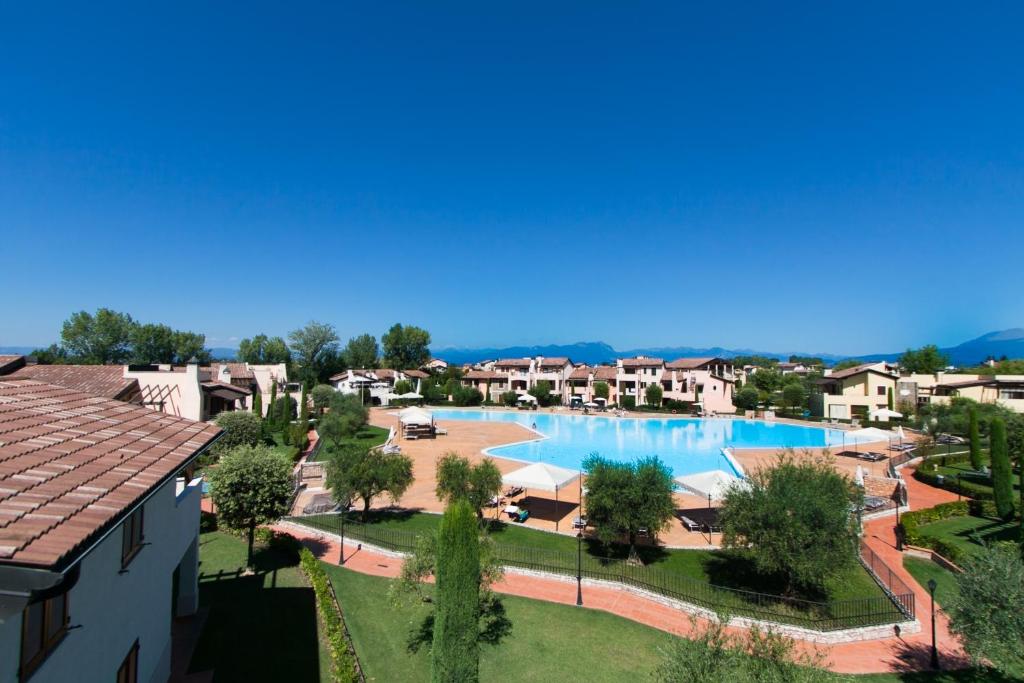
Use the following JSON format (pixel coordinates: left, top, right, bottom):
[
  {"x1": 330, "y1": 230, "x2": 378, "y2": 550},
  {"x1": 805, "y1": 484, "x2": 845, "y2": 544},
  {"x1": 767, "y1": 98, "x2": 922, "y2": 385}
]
[
  {"x1": 894, "y1": 483, "x2": 903, "y2": 551},
  {"x1": 576, "y1": 531, "x2": 583, "y2": 606},
  {"x1": 927, "y1": 578, "x2": 940, "y2": 670},
  {"x1": 339, "y1": 499, "x2": 350, "y2": 565}
]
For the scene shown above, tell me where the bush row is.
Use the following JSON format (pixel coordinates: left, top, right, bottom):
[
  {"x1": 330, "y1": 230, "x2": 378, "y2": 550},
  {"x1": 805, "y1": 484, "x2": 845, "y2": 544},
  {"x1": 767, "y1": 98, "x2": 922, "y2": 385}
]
[
  {"x1": 913, "y1": 467, "x2": 995, "y2": 501},
  {"x1": 298, "y1": 547, "x2": 361, "y2": 683},
  {"x1": 898, "y1": 500, "x2": 1000, "y2": 565}
]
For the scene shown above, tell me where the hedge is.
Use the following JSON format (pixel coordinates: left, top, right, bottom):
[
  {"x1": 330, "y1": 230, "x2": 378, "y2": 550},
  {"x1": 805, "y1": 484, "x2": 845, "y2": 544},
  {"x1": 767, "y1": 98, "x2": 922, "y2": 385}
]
[
  {"x1": 914, "y1": 466, "x2": 995, "y2": 501},
  {"x1": 299, "y1": 548, "x2": 361, "y2": 683},
  {"x1": 899, "y1": 500, "x2": 1001, "y2": 565}
]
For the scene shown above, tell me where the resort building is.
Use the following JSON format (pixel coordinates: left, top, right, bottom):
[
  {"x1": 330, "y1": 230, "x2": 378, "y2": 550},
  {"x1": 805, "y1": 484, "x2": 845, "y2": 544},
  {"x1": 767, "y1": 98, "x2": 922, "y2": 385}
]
[
  {"x1": 0, "y1": 378, "x2": 221, "y2": 683},
  {"x1": 896, "y1": 372, "x2": 1024, "y2": 414},
  {"x1": 422, "y1": 358, "x2": 448, "y2": 372},
  {"x1": 0, "y1": 358, "x2": 143, "y2": 403},
  {"x1": 662, "y1": 357, "x2": 737, "y2": 414},
  {"x1": 461, "y1": 370, "x2": 510, "y2": 403},
  {"x1": 812, "y1": 362, "x2": 899, "y2": 420},
  {"x1": 329, "y1": 368, "x2": 428, "y2": 405},
  {"x1": 125, "y1": 359, "x2": 251, "y2": 422}
]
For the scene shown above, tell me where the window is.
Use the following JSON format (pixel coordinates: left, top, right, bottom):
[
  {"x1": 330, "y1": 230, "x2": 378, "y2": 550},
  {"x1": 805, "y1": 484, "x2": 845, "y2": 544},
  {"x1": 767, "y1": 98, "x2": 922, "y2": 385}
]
[
  {"x1": 20, "y1": 592, "x2": 69, "y2": 679},
  {"x1": 116, "y1": 641, "x2": 139, "y2": 683},
  {"x1": 877, "y1": 386, "x2": 886, "y2": 396},
  {"x1": 121, "y1": 507, "x2": 145, "y2": 567}
]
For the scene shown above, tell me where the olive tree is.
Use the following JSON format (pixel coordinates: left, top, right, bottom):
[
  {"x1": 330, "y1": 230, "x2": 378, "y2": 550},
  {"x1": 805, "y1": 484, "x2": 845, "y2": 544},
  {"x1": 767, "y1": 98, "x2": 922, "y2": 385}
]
[
  {"x1": 325, "y1": 444, "x2": 414, "y2": 520},
  {"x1": 435, "y1": 453, "x2": 503, "y2": 520}
]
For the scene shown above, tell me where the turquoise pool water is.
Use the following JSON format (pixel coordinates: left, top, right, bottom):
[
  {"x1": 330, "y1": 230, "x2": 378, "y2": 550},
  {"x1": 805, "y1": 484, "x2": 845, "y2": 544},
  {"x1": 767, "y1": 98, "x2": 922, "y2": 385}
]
[{"x1": 428, "y1": 409, "x2": 857, "y2": 477}]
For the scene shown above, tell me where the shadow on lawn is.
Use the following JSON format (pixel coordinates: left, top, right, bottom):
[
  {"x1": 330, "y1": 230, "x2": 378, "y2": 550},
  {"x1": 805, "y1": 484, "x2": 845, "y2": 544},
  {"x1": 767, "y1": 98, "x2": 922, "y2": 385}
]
[
  {"x1": 406, "y1": 596, "x2": 513, "y2": 654},
  {"x1": 884, "y1": 638, "x2": 1011, "y2": 682},
  {"x1": 191, "y1": 544, "x2": 321, "y2": 683}
]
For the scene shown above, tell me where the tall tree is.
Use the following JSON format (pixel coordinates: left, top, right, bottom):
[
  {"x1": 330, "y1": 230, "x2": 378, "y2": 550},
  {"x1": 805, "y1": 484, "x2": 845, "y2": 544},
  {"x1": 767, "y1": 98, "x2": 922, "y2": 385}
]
[
  {"x1": 431, "y1": 500, "x2": 480, "y2": 683},
  {"x1": 899, "y1": 344, "x2": 950, "y2": 374},
  {"x1": 593, "y1": 381, "x2": 610, "y2": 400},
  {"x1": 172, "y1": 330, "x2": 210, "y2": 363},
  {"x1": 238, "y1": 334, "x2": 291, "y2": 364},
  {"x1": 130, "y1": 323, "x2": 176, "y2": 363},
  {"x1": 948, "y1": 544, "x2": 1024, "y2": 677},
  {"x1": 435, "y1": 453, "x2": 503, "y2": 520},
  {"x1": 252, "y1": 388, "x2": 263, "y2": 418},
  {"x1": 645, "y1": 383, "x2": 663, "y2": 407},
  {"x1": 310, "y1": 384, "x2": 335, "y2": 415},
  {"x1": 61, "y1": 308, "x2": 135, "y2": 363},
  {"x1": 268, "y1": 382, "x2": 278, "y2": 429},
  {"x1": 343, "y1": 334, "x2": 379, "y2": 369},
  {"x1": 381, "y1": 323, "x2": 431, "y2": 370},
  {"x1": 325, "y1": 445, "x2": 414, "y2": 520},
  {"x1": 288, "y1": 321, "x2": 340, "y2": 384},
  {"x1": 583, "y1": 454, "x2": 675, "y2": 558},
  {"x1": 208, "y1": 444, "x2": 294, "y2": 568},
  {"x1": 969, "y1": 406, "x2": 983, "y2": 470},
  {"x1": 990, "y1": 418, "x2": 1015, "y2": 519},
  {"x1": 719, "y1": 452, "x2": 861, "y2": 596}
]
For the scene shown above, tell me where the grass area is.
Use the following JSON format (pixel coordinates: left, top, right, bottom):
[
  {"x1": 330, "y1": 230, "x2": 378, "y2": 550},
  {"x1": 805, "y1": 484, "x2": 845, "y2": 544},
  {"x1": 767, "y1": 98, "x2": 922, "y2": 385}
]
[
  {"x1": 296, "y1": 509, "x2": 897, "y2": 630},
  {"x1": 925, "y1": 457, "x2": 1021, "y2": 499},
  {"x1": 915, "y1": 514, "x2": 1021, "y2": 560},
  {"x1": 270, "y1": 430, "x2": 301, "y2": 462},
  {"x1": 308, "y1": 425, "x2": 390, "y2": 461},
  {"x1": 189, "y1": 530, "x2": 330, "y2": 682},
  {"x1": 902, "y1": 557, "x2": 958, "y2": 610}
]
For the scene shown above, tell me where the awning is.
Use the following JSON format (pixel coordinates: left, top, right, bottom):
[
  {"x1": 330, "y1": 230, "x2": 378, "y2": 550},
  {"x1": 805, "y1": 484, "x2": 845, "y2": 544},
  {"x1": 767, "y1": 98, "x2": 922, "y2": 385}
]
[
  {"x1": 517, "y1": 394, "x2": 538, "y2": 403},
  {"x1": 502, "y1": 462, "x2": 580, "y2": 492},
  {"x1": 201, "y1": 381, "x2": 251, "y2": 401},
  {"x1": 398, "y1": 407, "x2": 433, "y2": 425},
  {"x1": 398, "y1": 392, "x2": 423, "y2": 399},
  {"x1": 869, "y1": 408, "x2": 903, "y2": 419},
  {"x1": 847, "y1": 427, "x2": 897, "y2": 443},
  {"x1": 674, "y1": 469, "x2": 746, "y2": 501}
]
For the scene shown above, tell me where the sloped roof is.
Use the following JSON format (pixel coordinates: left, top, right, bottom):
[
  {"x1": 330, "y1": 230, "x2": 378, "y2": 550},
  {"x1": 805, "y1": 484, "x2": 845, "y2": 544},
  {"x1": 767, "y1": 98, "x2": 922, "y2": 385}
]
[
  {"x1": 620, "y1": 357, "x2": 664, "y2": 368},
  {"x1": 537, "y1": 357, "x2": 571, "y2": 368},
  {"x1": 594, "y1": 366, "x2": 618, "y2": 380},
  {"x1": 0, "y1": 379, "x2": 221, "y2": 568},
  {"x1": 569, "y1": 366, "x2": 591, "y2": 380},
  {"x1": 0, "y1": 356, "x2": 26, "y2": 374},
  {"x1": 4, "y1": 364, "x2": 140, "y2": 401},
  {"x1": 665, "y1": 357, "x2": 722, "y2": 370},
  {"x1": 494, "y1": 358, "x2": 533, "y2": 368},
  {"x1": 404, "y1": 369, "x2": 429, "y2": 379},
  {"x1": 828, "y1": 363, "x2": 897, "y2": 380},
  {"x1": 463, "y1": 370, "x2": 506, "y2": 380}
]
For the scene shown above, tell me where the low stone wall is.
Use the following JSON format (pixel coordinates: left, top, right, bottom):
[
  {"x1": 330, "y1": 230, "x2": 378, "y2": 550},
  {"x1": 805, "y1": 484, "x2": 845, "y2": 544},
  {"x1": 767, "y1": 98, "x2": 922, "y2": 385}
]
[{"x1": 904, "y1": 545, "x2": 964, "y2": 574}]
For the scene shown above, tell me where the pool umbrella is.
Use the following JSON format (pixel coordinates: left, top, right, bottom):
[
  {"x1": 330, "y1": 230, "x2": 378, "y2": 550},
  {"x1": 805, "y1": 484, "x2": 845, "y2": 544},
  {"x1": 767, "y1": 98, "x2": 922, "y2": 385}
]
[
  {"x1": 674, "y1": 469, "x2": 746, "y2": 501},
  {"x1": 869, "y1": 408, "x2": 903, "y2": 420},
  {"x1": 517, "y1": 394, "x2": 537, "y2": 403},
  {"x1": 501, "y1": 462, "x2": 580, "y2": 531}
]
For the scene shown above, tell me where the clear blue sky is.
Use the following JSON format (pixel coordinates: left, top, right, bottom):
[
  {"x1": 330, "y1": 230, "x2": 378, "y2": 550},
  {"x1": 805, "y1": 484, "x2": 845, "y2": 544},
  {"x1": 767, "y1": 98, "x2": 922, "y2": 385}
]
[{"x1": 2, "y1": 2, "x2": 1022, "y2": 355}]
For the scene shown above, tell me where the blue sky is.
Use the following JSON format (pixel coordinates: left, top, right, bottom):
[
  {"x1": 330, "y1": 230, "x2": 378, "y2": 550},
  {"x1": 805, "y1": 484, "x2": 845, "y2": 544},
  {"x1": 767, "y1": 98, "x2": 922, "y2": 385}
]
[{"x1": 2, "y1": 2, "x2": 1022, "y2": 355}]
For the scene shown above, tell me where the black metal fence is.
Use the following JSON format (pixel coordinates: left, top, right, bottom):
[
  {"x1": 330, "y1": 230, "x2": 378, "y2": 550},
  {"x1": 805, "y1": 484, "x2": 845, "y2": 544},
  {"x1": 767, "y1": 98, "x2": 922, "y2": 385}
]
[
  {"x1": 859, "y1": 540, "x2": 916, "y2": 619},
  {"x1": 286, "y1": 513, "x2": 913, "y2": 632}
]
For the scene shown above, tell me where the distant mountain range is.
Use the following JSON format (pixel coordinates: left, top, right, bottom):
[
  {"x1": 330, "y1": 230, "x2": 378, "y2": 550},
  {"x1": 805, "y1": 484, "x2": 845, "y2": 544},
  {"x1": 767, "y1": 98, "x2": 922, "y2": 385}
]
[{"x1": 5, "y1": 329, "x2": 1024, "y2": 368}]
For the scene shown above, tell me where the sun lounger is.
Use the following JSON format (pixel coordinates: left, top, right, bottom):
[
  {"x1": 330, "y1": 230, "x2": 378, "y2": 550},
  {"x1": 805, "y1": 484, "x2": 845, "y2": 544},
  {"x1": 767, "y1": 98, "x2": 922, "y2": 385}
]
[
  {"x1": 680, "y1": 516, "x2": 701, "y2": 532},
  {"x1": 860, "y1": 452, "x2": 888, "y2": 462},
  {"x1": 434, "y1": 427, "x2": 448, "y2": 436},
  {"x1": 382, "y1": 444, "x2": 402, "y2": 454},
  {"x1": 863, "y1": 496, "x2": 888, "y2": 512},
  {"x1": 572, "y1": 516, "x2": 587, "y2": 529},
  {"x1": 504, "y1": 486, "x2": 524, "y2": 498}
]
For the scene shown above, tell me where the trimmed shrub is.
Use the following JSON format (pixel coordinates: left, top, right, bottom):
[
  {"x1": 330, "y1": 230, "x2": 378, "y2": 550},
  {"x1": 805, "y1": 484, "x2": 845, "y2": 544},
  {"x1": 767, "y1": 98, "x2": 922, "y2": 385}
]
[
  {"x1": 499, "y1": 391, "x2": 518, "y2": 407},
  {"x1": 990, "y1": 418, "x2": 1015, "y2": 519},
  {"x1": 621, "y1": 396, "x2": 636, "y2": 410},
  {"x1": 432, "y1": 501, "x2": 480, "y2": 683},
  {"x1": 969, "y1": 407, "x2": 982, "y2": 470},
  {"x1": 299, "y1": 548, "x2": 360, "y2": 683},
  {"x1": 213, "y1": 411, "x2": 263, "y2": 456}
]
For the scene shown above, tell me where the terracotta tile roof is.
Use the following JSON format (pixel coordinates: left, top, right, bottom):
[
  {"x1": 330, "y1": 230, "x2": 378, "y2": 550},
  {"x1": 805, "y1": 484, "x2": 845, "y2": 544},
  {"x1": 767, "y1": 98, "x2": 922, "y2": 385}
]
[
  {"x1": 665, "y1": 357, "x2": 719, "y2": 370},
  {"x1": 404, "y1": 369, "x2": 429, "y2": 379},
  {"x1": 463, "y1": 370, "x2": 506, "y2": 380},
  {"x1": 0, "y1": 379, "x2": 221, "y2": 569},
  {"x1": 0, "y1": 356, "x2": 26, "y2": 374},
  {"x1": 828, "y1": 363, "x2": 896, "y2": 380},
  {"x1": 569, "y1": 366, "x2": 592, "y2": 380},
  {"x1": 200, "y1": 380, "x2": 252, "y2": 396},
  {"x1": 218, "y1": 363, "x2": 254, "y2": 380},
  {"x1": 537, "y1": 357, "x2": 570, "y2": 368},
  {"x1": 4, "y1": 364, "x2": 140, "y2": 401},
  {"x1": 620, "y1": 357, "x2": 664, "y2": 368},
  {"x1": 594, "y1": 366, "x2": 617, "y2": 380},
  {"x1": 494, "y1": 358, "x2": 533, "y2": 368}
]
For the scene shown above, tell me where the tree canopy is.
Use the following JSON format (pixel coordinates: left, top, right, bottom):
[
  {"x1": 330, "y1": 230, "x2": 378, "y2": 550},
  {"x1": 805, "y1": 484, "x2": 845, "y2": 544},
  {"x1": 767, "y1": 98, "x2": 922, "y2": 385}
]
[
  {"x1": 237, "y1": 334, "x2": 291, "y2": 364},
  {"x1": 208, "y1": 444, "x2": 294, "y2": 567},
  {"x1": 318, "y1": 393, "x2": 370, "y2": 445},
  {"x1": 898, "y1": 344, "x2": 950, "y2": 374},
  {"x1": 582, "y1": 454, "x2": 675, "y2": 555},
  {"x1": 289, "y1": 320, "x2": 341, "y2": 384},
  {"x1": 645, "y1": 383, "x2": 663, "y2": 406},
  {"x1": 212, "y1": 411, "x2": 263, "y2": 457},
  {"x1": 381, "y1": 323, "x2": 431, "y2": 370},
  {"x1": 435, "y1": 453, "x2": 504, "y2": 520},
  {"x1": 719, "y1": 452, "x2": 861, "y2": 596},
  {"x1": 325, "y1": 444, "x2": 414, "y2": 520},
  {"x1": 52, "y1": 308, "x2": 210, "y2": 365},
  {"x1": 343, "y1": 333, "x2": 379, "y2": 369}
]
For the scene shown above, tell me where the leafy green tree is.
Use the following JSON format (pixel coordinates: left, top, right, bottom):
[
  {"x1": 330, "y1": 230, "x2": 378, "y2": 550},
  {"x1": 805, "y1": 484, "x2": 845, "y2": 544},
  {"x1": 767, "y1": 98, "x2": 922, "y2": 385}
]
[
  {"x1": 237, "y1": 334, "x2": 291, "y2": 364},
  {"x1": 583, "y1": 454, "x2": 675, "y2": 558},
  {"x1": 288, "y1": 320, "x2": 341, "y2": 384},
  {"x1": 780, "y1": 383, "x2": 807, "y2": 416},
  {"x1": 787, "y1": 355, "x2": 824, "y2": 367},
  {"x1": 593, "y1": 381, "x2": 610, "y2": 400},
  {"x1": 899, "y1": 344, "x2": 950, "y2": 374},
  {"x1": 948, "y1": 543, "x2": 1024, "y2": 677},
  {"x1": 969, "y1": 406, "x2": 982, "y2": 470},
  {"x1": 61, "y1": 308, "x2": 136, "y2": 363},
  {"x1": 324, "y1": 445, "x2": 414, "y2": 520},
  {"x1": 831, "y1": 359, "x2": 864, "y2": 371},
  {"x1": 343, "y1": 333, "x2": 379, "y2": 369},
  {"x1": 528, "y1": 379, "x2": 554, "y2": 407},
  {"x1": 645, "y1": 383, "x2": 663, "y2": 407},
  {"x1": 887, "y1": 387, "x2": 894, "y2": 411},
  {"x1": 208, "y1": 444, "x2": 294, "y2": 568},
  {"x1": 499, "y1": 391, "x2": 518, "y2": 407},
  {"x1": 734, "y1": 387, "x2": 759, "y2": 411},
  {"x1": 29, "y1": 344, "x2": 69, "y2": 364},
  {"x1": 267, "y1": 382, "x2": 278, "y2": 429},
  {"x1": 381, "y1": 323, "x2": 432, "y2": 370},
  {"x1": 172, "y1": 330, "x2": 210, "y2": 363},
  {"x1": 310, "y1": 384, "x2": 335, "y2": 415},
  {"x1": 719, "y1": 452, "x2": 861, "y2": 596},
  {"x1": 990, "y1": 418, "x2": 1015, "y2": 519},
  {"x1": 431, "y1": 500, "x2": 480, "y2": 683},
  {"x1": 271, "y1": 393, "x2": 297, "y2": 430},
  {"x1": 130, "y1": 323, "x2": 176, "y2": 363},
  {"x1": 213, "y1": 411, "x2": 263, "y2": 456},
  {"x1": 452, "y1": 385, "x2": 483, "y2": 407},
  {"x1": 750, "y1": 368, "x2": 782, "y2": 394},
  {"x1": 318, "y1": 395, "x2": 369, "y2": 445},
  {"x1": 251, "y1": 389, "x2": 263, "y2": 418},
  {"x1": 435, "y1": 453, "x2": 504, "y2": 520},
  {"x1": 394, "y1": 379, "x2": 414, "y2": 395}
]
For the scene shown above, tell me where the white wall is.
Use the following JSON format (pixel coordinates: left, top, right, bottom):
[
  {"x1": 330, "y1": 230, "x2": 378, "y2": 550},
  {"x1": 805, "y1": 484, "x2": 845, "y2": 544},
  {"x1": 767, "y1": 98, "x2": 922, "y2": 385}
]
[{"x1": 1, "y1": 477, "x2": 202, "y2": 683}]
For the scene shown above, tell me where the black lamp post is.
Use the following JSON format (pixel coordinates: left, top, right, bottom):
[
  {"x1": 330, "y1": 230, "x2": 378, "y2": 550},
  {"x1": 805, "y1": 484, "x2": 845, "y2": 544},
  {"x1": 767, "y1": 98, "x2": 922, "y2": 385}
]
[
  {"x1": 339, "y1": 499, "x2": 350, "y2": 565},
  {"x1": 927, "y1": 578, "x2": 939, "y2": 669},
  {"x1": 894, "y1": 482, "x2": 904, "y2": 551},
  {"x1": 576, "y1": 531, "x2": 583, "y2": 606}
]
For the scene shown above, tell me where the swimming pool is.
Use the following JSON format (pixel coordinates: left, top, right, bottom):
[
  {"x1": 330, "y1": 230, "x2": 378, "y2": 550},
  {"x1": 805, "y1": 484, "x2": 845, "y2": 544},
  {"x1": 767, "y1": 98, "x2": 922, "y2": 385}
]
[{"x1": 429, "y1": 409, "x2": 858, "y2": 477}]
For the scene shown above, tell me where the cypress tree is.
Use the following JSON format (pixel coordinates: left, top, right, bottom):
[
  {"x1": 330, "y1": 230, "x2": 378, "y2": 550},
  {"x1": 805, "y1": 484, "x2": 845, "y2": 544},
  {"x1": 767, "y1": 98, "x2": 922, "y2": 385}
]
[
  {"x1": 887, "y1": 387, "x2": 894, "y2": 411},
  {"x1": 252, "y1": 390, "x2": 263, "y2": 419},
  {"x1": 268, "y1": 382, "x2": 278, "y2": 430},
  {"x1": 298, "y1": 385, "x2": 310, "y2": 449},
  {"x1": 969, "y1": 407, "x2": 982, "y2": 471},
  {"x1": 990, "y1": 418, "x2": 1015, "y2": 519},
  {"x1": 432, "y1": 500, "x2": 480, "y2": 683}
]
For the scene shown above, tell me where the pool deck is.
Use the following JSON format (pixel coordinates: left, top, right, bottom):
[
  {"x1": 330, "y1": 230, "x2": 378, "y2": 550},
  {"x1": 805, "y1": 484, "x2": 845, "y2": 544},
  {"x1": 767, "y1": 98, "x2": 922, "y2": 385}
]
[{"x1": 292, "y1": 406, "x2": 898, "y2": 548}]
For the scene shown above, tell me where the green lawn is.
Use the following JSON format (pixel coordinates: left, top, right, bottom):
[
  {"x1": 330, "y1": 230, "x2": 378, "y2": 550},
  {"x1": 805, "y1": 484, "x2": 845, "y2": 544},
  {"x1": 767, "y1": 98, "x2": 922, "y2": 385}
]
[
  {"x1": 309, "y1": 425, "x2": 390, "y2": 461},
  {"x1": 925, "y1": 458, "x2": 1021, "y2": 499},
  {"x1": 189, "y1": 530, "x2": 330, "y2": 682},
  {"x1": 269, "y1": 430, "x2": 302, "y2": 462},
  {"x1": 295, "y1": 510, "x2": 896, "y2": 629},
  {"x1": 915, "y1": 515, "x2": 1021, "y2": 560},
  {"x1": 902, "y1": 557, "x2": 958, "y2": 610}
]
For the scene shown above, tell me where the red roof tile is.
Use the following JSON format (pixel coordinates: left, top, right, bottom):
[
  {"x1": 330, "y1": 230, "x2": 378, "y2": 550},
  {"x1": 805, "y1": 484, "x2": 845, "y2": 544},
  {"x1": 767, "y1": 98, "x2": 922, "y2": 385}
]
[
  {"x1": 0, "y1": 379, "x2": 221, "y2": 568},
  {"x1": 4, "y1": 364, "x2": 141, "y2": 401},
  {"x1": 0, "y1": 356, "x2": 26, "y2": 374},
  {"x1": 494, "y1": 358, "x2": 533, "y2": 368},
  {"x1": 620, "y1": 357, "x2": 664, "y2": 368},
  {"x1": 665, "y1": 357, "x2": 721, "y2": 370}
]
